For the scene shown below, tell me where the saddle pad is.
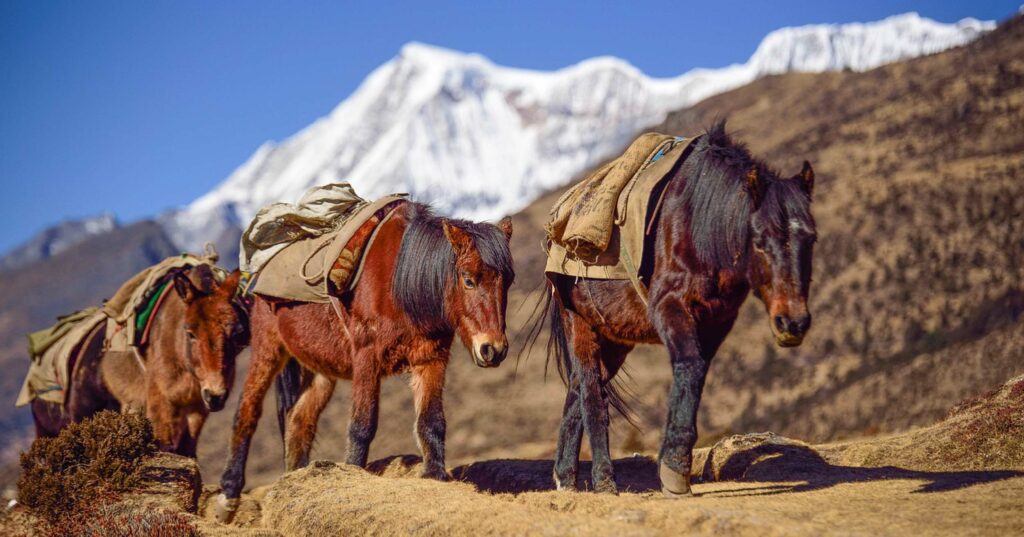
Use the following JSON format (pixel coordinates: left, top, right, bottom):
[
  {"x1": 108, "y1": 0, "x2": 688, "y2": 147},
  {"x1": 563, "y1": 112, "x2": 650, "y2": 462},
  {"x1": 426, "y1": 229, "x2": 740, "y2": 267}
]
[
  {"x1": 250, "y1": 196, "x2": 407, "y2": 303},
  {"x1": 16, "y1": 308, "x2": 106, "y2": 407},
  {"x1": 545, "y1": 135, "x2": 698, "y2": 292}
]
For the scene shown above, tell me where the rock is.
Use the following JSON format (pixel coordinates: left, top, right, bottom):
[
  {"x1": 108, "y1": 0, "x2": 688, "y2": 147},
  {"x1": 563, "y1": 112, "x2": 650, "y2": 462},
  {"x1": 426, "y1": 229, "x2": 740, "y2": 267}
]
[
  {"x1": 126, "y1": 452, "x2": 203, "y2": 513},
  {"x1": 701, "y1": 432, "x2": 825, "y2": 482}
]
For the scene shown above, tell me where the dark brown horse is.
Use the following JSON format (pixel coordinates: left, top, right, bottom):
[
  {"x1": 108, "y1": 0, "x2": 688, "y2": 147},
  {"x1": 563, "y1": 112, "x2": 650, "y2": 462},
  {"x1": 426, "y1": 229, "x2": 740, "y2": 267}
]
[
  {"x1": 546, "y1": 122, "x2": 816, "y2": 496},
  {"x1": 215, "y1": 202, "x2": 514, "y2": 520},
  {"x1": 31, "y1": 266, "x2": 249, "y2": 457}
]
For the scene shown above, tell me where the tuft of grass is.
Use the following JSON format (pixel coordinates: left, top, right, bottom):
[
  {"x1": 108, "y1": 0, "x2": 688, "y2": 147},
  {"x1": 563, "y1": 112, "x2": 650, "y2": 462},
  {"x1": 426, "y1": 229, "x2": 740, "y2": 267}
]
[
  {"x1": 47, "y1": 501, "x2": 200, "y2": 537},
  {"x1": 940, "y1": 378, "x2": 1024, "y2": 469},
  {"x1": 17, "y1": 411, "x2": 158, "y2": 522}
]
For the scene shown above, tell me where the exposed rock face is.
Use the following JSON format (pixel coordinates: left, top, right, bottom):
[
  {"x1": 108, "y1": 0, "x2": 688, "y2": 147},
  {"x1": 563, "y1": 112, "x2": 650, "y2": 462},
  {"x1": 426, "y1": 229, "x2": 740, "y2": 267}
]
[
  {"x1": 128, "y1": 452, "x2": 203, "y2": 514},
  {"x1": 701, "y1": 433, "x2": 821, "y2": 482}
]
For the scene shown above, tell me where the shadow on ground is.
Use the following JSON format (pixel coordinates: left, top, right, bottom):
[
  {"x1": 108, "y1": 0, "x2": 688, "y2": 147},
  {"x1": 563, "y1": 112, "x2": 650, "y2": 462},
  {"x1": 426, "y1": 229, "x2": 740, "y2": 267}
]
[{"x1": 368, "y1": 443, "x2": 1022, "y2": 496}]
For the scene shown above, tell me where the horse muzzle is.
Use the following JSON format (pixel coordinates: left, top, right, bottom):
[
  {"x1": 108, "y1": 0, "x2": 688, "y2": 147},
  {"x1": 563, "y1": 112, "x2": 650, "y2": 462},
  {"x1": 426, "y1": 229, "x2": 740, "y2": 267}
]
[
  {"x1": 771, "y1": 313, "x2": 811, "y2": 347},
  {"x1": 472, "y1": 338, "x2": 508, "y2": 368},
  {"x1": 202, "y1": 388, "x2": 228, "y2": 411}
]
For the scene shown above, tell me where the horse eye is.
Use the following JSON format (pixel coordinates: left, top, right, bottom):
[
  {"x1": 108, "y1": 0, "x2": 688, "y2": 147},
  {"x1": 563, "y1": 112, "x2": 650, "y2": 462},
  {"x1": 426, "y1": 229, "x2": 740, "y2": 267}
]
[
  {"x1": 462, "y1": 274, "x2": 476, "y2": 289},
  {"x1": 186, "y1": 331, "x2": 197, "y2": 342}
]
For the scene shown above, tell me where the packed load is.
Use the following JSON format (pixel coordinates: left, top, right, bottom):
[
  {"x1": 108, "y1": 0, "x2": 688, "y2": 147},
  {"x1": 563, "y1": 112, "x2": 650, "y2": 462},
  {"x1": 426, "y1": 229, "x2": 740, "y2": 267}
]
[
  {"x1": 240, "y1": 183, "x2": 407, "y2": 303},
  {"x1": 544, "y1": 133, "x2": 696, "y2": 295}
]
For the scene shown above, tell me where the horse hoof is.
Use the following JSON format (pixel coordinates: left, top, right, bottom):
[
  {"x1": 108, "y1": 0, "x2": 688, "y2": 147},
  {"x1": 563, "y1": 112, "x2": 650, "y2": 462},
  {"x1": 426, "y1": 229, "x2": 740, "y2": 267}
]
[
  {"x1": 553, "y1": 472, "x2": 577, "y2": 492},
  {"x1": 212, "y1": 493, "x2": 239, "y2": 524},
  {"x1": 422, "y1": 467, "x2": 450, "y2": 482},
  {"x1": 659, "y1": 461, "x2": 692, "y2": 498},
  {"x1": 594, "y1": 480, "x2": 619, "y2": 495}
]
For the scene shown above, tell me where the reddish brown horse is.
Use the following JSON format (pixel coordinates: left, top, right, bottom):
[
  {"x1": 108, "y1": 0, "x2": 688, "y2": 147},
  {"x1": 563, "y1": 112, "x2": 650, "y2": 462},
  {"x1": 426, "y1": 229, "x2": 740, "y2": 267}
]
[
  {"x1": 215, "y1": 202, "x2": 514, "y2": 519},
  {"x1": 546, "y1": 121, "x2": 816, "y2": 496},
  {"x1": 31, "y1": 266, "x2": 249, "y2": 457}
]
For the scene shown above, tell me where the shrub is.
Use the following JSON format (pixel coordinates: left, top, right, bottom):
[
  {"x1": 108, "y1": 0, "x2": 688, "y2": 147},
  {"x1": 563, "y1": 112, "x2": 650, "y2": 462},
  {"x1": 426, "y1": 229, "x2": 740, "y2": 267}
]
[{"x1": 17, "y1": 411, "x2": 158, "y2": 522}]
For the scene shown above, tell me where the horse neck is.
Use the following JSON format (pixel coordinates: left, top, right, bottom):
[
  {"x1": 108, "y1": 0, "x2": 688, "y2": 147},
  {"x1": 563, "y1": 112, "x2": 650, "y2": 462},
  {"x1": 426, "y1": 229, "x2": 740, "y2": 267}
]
[
  {"x1": 655, "y1": 157, "x2": 753, "y2": 289},
  {"x1": 145, "y1": 290, "x2": 186, "y2": 363},
  {"x1": 392, "y1": 205, "x2": 455, "y2": 337}
]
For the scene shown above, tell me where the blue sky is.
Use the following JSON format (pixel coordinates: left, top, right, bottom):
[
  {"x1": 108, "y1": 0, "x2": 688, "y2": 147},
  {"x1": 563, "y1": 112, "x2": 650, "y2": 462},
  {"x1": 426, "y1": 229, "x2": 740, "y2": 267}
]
[{"x1": 0, "y1": 1, "x2": 1018, "y2": 253}]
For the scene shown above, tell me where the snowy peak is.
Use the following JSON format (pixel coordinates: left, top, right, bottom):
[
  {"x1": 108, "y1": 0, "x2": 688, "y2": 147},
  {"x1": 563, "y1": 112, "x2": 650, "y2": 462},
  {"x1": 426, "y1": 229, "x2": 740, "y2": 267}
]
[
  {"x1": 1, "y1": 214, "x2": 118, "y2": 271},
  {"x1": 159, "y1": 12, "x2": 996, "y2": 258},
  {"x1": 748, "y1": 12, "x2": 995, "y2": 75}
]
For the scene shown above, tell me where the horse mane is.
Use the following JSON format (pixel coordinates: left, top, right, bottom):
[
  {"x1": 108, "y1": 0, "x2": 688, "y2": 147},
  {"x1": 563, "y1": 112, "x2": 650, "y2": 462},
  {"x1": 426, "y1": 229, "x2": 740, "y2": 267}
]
[
  {"x1": 680, "y1": 120, "x2": 810, "y2": 268},
  {"x1": 393, "y1": 202, "x2": 514, "y2": 334}
]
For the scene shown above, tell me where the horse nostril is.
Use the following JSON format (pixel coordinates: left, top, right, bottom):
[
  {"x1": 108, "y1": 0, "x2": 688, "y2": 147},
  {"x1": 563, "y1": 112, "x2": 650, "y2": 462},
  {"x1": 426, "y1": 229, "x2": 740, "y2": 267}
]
[
  {"x1": 479, "y1": 344, "x2": 494, "y2": 363},
  {"x1": 795, "y1": 314, "x2": 811, "y2": 334},
  {"x1": 202, "y1": 389, "x2": 226, "y2": 411},
  {"x1": 491, "y1": 344, "x2": 508, "y2": 365},
  {"x1": 773, "y1": 315, "x2": 787, "y2": 333}
]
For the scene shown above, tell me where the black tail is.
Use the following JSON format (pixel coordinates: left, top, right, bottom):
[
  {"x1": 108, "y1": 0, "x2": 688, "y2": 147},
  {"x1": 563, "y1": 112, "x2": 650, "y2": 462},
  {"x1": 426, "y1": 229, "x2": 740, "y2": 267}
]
[
  {"x1": 544, "y1": 282, "x2": 639, "y2": 427},
  {"x1": 275, "y1": 358, "x2": 304, "y2": 441}
]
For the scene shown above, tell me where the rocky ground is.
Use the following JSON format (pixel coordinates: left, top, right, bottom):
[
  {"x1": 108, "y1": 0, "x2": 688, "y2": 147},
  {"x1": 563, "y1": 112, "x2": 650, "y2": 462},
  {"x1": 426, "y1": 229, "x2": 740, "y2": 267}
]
[{"x1": 4, "y1": 375, "x2": 1022, "y2": 536}]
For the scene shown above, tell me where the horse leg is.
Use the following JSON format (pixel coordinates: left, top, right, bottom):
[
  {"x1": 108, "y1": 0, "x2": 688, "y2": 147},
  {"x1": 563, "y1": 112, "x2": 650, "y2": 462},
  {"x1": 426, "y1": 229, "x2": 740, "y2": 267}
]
[
  {"x1": 410, "y1": 360, "x2": 448, "y2": 481},
  {"x1": 31, "y1": 400, "x2": 65, "y2": 438},
  {"x1": 553, "y1": 380, "x2": 583, "y2": 491},
  {"x1": 652, "y1": 302, "x2": 705, "y2": 497},
  {"x1": 284, "y1": 372, "x2": 336, "y2": 471},
  {"x1": 566, "y1": 310, "x2": 616, "y2": 494},
  {"x1": 146, "y1": 393, "x2": 180, "y2": 453},
  {"x1": 217, "y1": 344, "x2": 286, "y2": 519},
  {"x1": 179, "y1": 410, "x2": 207, "y2": 458},
  {"x1": 345, "y1": 358, "x2": 380, "y2": 468}
]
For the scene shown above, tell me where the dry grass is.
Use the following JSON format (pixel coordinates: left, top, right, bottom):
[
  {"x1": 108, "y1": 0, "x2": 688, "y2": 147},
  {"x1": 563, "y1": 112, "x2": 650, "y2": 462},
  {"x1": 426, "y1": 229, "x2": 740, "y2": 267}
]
[{"x1": 17, "y1": 411, "x2": 157, "y2": 522}]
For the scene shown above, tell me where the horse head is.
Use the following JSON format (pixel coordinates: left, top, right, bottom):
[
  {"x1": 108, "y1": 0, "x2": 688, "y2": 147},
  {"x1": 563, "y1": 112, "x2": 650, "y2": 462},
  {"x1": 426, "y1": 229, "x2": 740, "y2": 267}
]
[
  {"x1": 441, "y1": 217, "x2": 515, "y2": 367},
  {"x1": 745, "y1": 161, "x2": 816, "y2": 347},
  {"x1": 172, "y1": 266, "x2": 249, "y2": 411}
]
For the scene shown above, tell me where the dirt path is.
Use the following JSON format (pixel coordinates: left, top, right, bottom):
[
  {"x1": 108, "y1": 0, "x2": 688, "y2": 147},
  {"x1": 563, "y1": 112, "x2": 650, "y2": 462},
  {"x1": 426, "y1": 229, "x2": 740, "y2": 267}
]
[{"x1": 227, "y1": 451, "x2": 1023, "y2": 537}]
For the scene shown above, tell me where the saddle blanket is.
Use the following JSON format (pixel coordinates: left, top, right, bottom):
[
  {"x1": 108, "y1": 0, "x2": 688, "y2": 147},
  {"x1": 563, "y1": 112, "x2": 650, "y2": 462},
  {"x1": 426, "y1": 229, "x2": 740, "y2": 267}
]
[
  {"x1": 16, "y1": 307, "x2": 106, "y2": 407},
  {"x1": 544, "y1": 133, "x2": 698, "y2": 295},
  {"x1": 246, "y1": 193, "x2": 408, "y2": 303}
]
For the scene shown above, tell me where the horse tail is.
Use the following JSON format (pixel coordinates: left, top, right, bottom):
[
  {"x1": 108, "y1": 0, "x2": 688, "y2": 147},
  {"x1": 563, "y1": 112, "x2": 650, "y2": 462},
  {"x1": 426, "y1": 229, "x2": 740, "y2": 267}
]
[
  {"x1": 274, "y1": 358, "x2": 303, "y2": 441},
  {"x1": 543, "y1": 280, "x2": 639, "y2": 427}
]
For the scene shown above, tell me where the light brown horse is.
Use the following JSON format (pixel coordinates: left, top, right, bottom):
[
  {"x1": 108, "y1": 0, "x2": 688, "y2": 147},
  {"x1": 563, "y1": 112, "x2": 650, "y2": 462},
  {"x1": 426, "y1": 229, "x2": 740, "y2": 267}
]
[
  {"x1": 31, "y1": 265, "x2": 249, "y2": 457},
  {"x1": 215, "y1": 202, "x2": 514, "y2": 521}
]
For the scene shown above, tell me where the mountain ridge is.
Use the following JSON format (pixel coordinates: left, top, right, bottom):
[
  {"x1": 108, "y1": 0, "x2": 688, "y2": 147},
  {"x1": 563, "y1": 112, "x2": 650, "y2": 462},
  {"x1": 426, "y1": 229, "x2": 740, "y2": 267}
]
[{"x1": 158, "y1": 11, "x2": 994, "y2": 261}]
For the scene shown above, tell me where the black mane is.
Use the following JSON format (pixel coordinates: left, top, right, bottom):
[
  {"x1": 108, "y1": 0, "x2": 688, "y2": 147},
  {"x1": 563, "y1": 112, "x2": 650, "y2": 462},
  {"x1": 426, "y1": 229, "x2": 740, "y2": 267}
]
[
  {"x1": 393, "y1": 203, "x2": 514, "y2": 334},
  {"x1": 679, "y1": 120, "x2": 811, "y2": 268}
]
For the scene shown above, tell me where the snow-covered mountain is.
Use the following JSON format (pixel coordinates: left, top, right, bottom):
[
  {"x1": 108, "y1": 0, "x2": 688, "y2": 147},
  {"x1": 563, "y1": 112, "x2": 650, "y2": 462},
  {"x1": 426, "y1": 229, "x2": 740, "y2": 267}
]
[
  {"x1": 158, "y1": 12, "x2": 991, "y2": 255},
  {"x1": 1, "y1": 214, "x2": 118, "y2": 271}
]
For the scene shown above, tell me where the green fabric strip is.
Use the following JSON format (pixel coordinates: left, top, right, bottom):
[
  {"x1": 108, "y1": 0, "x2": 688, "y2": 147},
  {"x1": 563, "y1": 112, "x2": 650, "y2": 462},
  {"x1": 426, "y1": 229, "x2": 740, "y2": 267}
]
[{"x1": 135, "y1": 280, "x2": 171, "y2": 334}]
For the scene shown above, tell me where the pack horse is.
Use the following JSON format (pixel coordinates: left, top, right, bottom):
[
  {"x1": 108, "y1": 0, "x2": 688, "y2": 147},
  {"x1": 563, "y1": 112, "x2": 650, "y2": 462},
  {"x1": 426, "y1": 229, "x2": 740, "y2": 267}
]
[
  {"x1": 543, "y1": 121, "x2": 816, "y2": 496},
  {"x1": 215, "y1": 193, "x2": 515, "y2": 522}
]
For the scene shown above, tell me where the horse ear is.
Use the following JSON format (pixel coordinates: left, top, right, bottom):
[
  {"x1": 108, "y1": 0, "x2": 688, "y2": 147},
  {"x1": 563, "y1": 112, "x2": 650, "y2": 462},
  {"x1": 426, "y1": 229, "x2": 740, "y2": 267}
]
[
  {"x1": 796, "y1": 160, "x2": 814, "y2": 196},
  {"x1": 746, "y1": 166, "x2": 765, "y2": 208},
  {"x1": 441, "y1": 219, "x2": 474, "y2": 257},
  {"x1": 188, "y1": 264, "x2": 217, "y2": 295},
  {"x1": 497, "y1": 217, "x2": 513, "y2": 241},
  {"x1": 173, "y1": 272, "x2": 196, "y2": 304},
  {"x1": 220, "y1": 270, "x2": 241, "y2": 296}
]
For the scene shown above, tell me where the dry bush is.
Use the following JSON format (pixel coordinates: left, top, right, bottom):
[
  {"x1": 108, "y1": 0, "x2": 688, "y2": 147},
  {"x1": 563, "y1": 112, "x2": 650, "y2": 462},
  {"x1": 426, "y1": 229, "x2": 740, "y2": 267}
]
[
  {"x1": 17, "y1": 411, "x2": 157, "y2": 522},
  {"x1": 942, "y1": 376, "x2": 1024, "y2": 468}
]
